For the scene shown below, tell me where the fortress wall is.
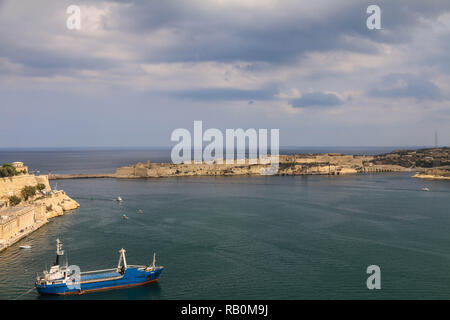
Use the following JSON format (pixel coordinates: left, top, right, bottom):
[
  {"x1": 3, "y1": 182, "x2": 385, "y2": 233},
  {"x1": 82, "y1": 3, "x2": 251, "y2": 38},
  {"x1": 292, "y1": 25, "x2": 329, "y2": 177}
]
[
  {"x1": 113, "y1": 154, "x2": 408, "y2": 179},
  {"x1": 0, "y1": 206, "x2": 42, "y2": 242},
  {"x1": 0, "y1": 218, "x2": 16, "y2": 242},
  {"x1": 116, "y1": 167, "x2": 135, "y2": 177},
  {"x1": 147, "y1": 168, "x2": 160, "y2": 177},
  {"x1": 34, "y1": 191, "x2": 80, "y2": 218},
  {"x1": 17, "y1": 208, "x2": 35, "y2": 230},
  {"x1": 295, "y1": 158, "x2": 323, "y2": 164},
  {"x1": 0, "y1": 175, "x2": 51, "y2": 200},
  {"x1": 339, "y1": 168, "x2": 358, "y2": 174},
  {"x1": 134, "y1": 167, "x2": 148, "y2": 177},
  {"x1": 0, "y1": 191, "x2": 80, "y2": 248},
  {"x1": 0, "y1": 171, "x2": 80, "y2": 250}
]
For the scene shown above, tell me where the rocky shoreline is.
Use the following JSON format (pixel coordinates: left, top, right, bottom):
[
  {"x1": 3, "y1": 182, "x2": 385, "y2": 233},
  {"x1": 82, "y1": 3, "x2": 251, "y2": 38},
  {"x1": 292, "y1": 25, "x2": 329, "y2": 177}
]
[
  {"x1": 0, "y1": 172, "x2": 79, "y2": 252},
  {"x1": 413, "y1": 174, "x2": 450, "y2": 180},
  {"x1": 44, "y1": 148, "x2": 450, "y2": 182},
  {"x1": 412, "y1": 166, "x2": 450, "y2": 180},
  {"x1": 115, "y1": 154, "x2": 410, "y2": 179}
]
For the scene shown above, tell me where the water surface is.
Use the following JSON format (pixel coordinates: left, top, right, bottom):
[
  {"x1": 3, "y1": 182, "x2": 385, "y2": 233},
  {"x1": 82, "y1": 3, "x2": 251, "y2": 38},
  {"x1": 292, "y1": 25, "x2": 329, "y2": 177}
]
[{"x1": 0, "y1": 173, "x2": 449, "y2": 299}]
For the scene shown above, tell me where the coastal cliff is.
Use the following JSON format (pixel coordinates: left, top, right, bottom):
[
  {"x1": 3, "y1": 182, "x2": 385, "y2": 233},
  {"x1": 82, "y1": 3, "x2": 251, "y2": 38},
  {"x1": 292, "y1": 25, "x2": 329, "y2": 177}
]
[
  {"x1": 0, "y1": 172, "x2": 79, "y2": 252},
  {"x1": 0, "y1": 174, "x2": 51, "y2": 200}
]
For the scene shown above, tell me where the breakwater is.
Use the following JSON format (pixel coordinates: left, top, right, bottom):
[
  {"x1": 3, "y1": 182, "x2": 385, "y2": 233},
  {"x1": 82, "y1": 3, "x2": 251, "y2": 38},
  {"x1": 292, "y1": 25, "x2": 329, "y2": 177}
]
[{"x1": 49, "y1": 173, "x2": 116, "y2": 180}]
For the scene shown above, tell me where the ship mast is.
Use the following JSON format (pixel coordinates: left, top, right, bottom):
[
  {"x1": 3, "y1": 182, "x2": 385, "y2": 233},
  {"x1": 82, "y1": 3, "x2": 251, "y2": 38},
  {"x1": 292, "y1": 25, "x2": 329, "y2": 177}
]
[{"x1": 55, "y1": 238, "x2": 64, "y2": 266}]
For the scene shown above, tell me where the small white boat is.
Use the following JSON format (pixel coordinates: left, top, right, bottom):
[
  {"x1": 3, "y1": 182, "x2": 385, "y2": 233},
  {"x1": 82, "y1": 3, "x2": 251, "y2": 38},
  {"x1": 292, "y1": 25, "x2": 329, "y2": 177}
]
[
  {"x1": 422, "y1": 187, "x2": 430, "y2": 191},
  {"x1": 20, "y1": 245, "x2": 32, "y2": 249},
  {"x1": 122, "y1": 214, "x2": 129, "y2": 220},
  {"x1": 138, "y1": 209, "x2": 143, "y2": 214},
  {"x1": 116, "y1": 196, "x2": 123, "y2": 202}
]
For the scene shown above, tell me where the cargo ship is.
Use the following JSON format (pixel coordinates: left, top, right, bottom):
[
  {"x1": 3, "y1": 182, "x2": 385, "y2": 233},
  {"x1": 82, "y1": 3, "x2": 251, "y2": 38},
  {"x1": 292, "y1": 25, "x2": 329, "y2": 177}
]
[{"x1": 35, "y1": 239, "x2": 164, "y2": 295}]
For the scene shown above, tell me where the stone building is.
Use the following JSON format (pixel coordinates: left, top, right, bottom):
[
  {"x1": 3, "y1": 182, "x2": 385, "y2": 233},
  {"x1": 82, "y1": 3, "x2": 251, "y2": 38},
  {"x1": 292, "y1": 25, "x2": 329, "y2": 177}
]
[
  {"x1": 0, "y1": 205, "x2": 46, "y2": 245},
  {"x1": 11, "y1": 162, "x2": 28, "y2": 174}
]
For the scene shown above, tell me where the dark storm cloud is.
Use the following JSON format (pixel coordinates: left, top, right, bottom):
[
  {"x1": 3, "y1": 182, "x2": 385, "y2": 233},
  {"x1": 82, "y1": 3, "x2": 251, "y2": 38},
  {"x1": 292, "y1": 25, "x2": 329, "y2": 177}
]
[
  {"x1": 0, "y1": 45, "x2": 116, "y2": 76},
  {"x1": 112, "y1": 2, "x2": 368, "y2": 63},
  {"x1": 108, "y1": 0, "x2": 450, "y2": 64},
  {"x1": 290, "y1": 92, "x2": 343, "y2": 108},
  {"x1": 2, "y1": 1, "x2": 450, "y2": 77},
  {"x1": 370, "y1": 73, "x2": 443, "y2": 101},
  {"x1": 1, "y1": 0, "x2": 449, "y2": 104}
]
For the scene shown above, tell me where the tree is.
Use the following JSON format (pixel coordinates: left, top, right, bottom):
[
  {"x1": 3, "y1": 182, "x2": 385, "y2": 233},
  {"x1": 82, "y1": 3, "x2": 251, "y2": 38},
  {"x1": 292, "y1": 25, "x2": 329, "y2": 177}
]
[
  {"x1": 0, "y1": 163, "x2": 18, "y2": 178},
  {"x1": 36, "y1": 183, "x2": 46, "y2": 191},
  {"x1": 21, "y1": 185, "x2": 37, "y2": 201},
  {"x1": 8, "y1": 195, "x2": 21, "y2": 206}
]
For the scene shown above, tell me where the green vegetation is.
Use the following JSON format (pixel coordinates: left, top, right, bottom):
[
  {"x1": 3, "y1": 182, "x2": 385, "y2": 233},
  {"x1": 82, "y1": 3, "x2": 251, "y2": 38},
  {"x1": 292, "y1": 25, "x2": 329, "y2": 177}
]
[
  {"x1": 21, "y1": 185, "x2": 37, "y2": 201},
  {"x1": 0, "y1": 163, "x2": 18, "y2": 178},
  {"x1": 6, "y1": 184, "x2": 46, "y2": 205},
  {"x1": 415, "y1": 160, "x2": 433, "y2": 168},
  {"x1": 8, "y1": 195, "x2": 21, "y2": 206}
]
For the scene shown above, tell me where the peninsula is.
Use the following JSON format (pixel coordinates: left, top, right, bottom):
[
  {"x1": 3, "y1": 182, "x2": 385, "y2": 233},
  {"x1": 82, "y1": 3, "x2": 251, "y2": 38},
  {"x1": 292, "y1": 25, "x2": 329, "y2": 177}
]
[
  {"x1": 0, "y1": 162, "x2": 79, "y2": 252},
  {"x1": 114, "y1": 154, "x2": 408, "y2": 178},
  {"x1": 45, "y1": 148, "x2": 450, "y2": 181}
]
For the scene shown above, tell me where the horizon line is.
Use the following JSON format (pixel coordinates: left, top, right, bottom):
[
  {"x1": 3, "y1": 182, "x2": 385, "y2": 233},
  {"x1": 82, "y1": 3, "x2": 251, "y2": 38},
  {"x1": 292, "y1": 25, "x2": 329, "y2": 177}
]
[{"x1": 0, "y1": 145, "x2": 444, "y2": 150}]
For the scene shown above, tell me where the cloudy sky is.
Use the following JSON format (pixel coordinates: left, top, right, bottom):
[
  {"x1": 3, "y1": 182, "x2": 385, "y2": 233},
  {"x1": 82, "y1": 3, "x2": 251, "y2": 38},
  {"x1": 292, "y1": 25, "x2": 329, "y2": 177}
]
[{"x1": 1, "y1": 0, "x2": 449, "y2": 147}]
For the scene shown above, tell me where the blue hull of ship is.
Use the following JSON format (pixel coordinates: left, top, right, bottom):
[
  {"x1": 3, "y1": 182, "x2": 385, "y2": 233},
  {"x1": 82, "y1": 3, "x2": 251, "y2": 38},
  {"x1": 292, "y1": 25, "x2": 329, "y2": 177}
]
[{"x1": 35, "y1": 267, "x2": 163, "y2": 295}]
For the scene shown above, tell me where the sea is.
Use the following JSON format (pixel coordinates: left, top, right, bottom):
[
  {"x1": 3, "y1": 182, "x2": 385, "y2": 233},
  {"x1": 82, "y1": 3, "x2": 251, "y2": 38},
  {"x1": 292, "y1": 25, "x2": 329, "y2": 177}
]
[{"x1": 0, "y1": 147, "x2": 449, "y2": 300}]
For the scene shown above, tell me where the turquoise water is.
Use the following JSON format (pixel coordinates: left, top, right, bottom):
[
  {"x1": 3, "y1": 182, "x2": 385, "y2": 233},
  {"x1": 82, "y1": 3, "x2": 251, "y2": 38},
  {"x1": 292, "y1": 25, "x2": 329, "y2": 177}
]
[{"x1": 1, "y1": 173, "x2": 450, "y2": 299}]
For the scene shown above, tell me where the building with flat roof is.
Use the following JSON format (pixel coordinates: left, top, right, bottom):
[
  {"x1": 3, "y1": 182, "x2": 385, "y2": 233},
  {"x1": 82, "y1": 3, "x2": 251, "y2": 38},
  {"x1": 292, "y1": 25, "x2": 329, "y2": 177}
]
[
  {"x1": 0, "y1": 205, "x2": 45, "y2": 243},
  {"x1": 11, "y1": 162, "x2": 28, "y2": 174}
]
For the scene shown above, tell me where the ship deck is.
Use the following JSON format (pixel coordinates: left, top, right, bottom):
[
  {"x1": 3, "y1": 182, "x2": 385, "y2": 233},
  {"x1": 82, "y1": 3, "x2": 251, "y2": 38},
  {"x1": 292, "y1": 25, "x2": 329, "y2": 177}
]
[{"x1": 81, "y1": 271, "x2": 122, "y2": 281}]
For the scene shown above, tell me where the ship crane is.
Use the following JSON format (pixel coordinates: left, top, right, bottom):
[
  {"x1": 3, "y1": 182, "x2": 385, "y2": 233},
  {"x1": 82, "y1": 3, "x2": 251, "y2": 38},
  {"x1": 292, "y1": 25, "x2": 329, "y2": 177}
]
[{"x1": 117, "y1": 248, "x2": 128, "y2": 273}]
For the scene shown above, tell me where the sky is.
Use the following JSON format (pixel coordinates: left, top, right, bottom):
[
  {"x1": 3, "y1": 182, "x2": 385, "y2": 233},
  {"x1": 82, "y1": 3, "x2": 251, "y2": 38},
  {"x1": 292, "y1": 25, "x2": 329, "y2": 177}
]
[{"x1": 0, "y1": 0, "x2": 449, "y2": 147}]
